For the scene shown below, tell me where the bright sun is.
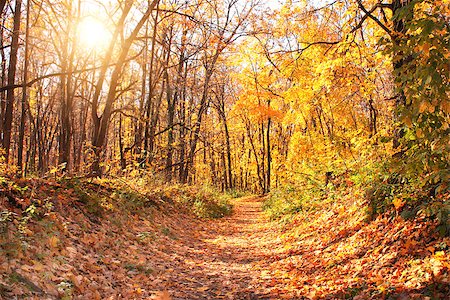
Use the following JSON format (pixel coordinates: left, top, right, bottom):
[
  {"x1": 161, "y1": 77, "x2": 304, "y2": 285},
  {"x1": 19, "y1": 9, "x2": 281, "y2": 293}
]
[{"x1": 77, "y1": 17, "x2": 111, "y2": 52}]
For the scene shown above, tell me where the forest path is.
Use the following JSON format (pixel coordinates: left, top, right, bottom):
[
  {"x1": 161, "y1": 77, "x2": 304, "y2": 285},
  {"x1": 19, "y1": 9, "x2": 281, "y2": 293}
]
[{"x1": 153, "y1": 196, "x2": 288, "y2": 299}]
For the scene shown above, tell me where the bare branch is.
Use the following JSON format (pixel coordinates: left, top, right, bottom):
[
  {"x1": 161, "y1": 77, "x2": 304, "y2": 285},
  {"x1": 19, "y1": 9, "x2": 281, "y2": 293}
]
[{"x1": 354, "y1": 0, "x2": 393, "y2": 38}]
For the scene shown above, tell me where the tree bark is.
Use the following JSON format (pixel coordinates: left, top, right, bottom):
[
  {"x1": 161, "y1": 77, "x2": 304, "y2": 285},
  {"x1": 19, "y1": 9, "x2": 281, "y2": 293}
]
[
  {"x1": 391, "y1": 0, "x2": 412, "y2": 148},
  {"x1": 266, "y1": 116, "x2": 271, "y2": 193},
  {"x1": 144, "y1": 3, "x2": 161, "y2": 166},
  {"x1": 164, "y1": 30, "x2": 175, "y2": 181},
  {"x1": 2, "y1": 0, "x2": 22, "y2": 164},
  {"x1": 17, "y1": 0, "x2": 30, "y2": 176},
  {"x1": 59, "y1": 1, "x2": 79, "y2": 172},
  {"x1": 119, "y1": 115, "x2": 126, "y2": 170},
  {"x1": 91, "y1": 0, "x2": 159, "y2": 176},
  {"x1": 0, "y1": 0, "x2": 6, "y2": 18},
  {"x1": 182, "y1": 63, "x2": 217, "y2": 183}
]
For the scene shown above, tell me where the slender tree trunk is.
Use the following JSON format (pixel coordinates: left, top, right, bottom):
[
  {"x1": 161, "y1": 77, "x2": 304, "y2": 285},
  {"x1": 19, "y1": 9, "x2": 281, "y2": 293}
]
[
  {"x1": 220, "y1": 149, "x2": 227, "y2": 190},
  {"x1": 59, "y1": 2, "x2": 78, "y2": 172},
  {"x1": 2, "y1": 0, "x2": 22, "y2": 164},
  {"x1": 391, "y1": 0, "x2": 412, "y2": 148},
  {"x1": 135, "y1": 25, "x2": 148, "y2": 163},
  {"x1": 28, "y1": 118, "x2": 37, "y2": 173},
  {"x1": 260, "y1": 122, "x2": 266, "y2": 193},
  {"x1": 368, "y1": 98, "x2": 377, "y2": 136},
  {"x1": 164, "y1": 30, "x2": 175, "y2": 181},
  {"x1": 178, "y1": 63, "x2": 188, "y2": 182},
  {"x1": 164, "y1": 77, "x2": 174, "y2": 180},
  {"x1": 17, "y1": 0, "x2": 30, "y2": 176},
  {"x1": 143, "y1": 5, "x2": 161, "y2": 166},
  {"x1": 223, "y1": 119, "x2": 233, "y2": 190},
  {"x1": 215, "y1": 81, "x2": 233, "y2": 190},
  {"x1": 166, "y1": 29, "x2": 186, "y2": 181},
  {"x1": 91, "y1": 1, "x2": 158, "y2": 176},
  {"x1": 119, "y1": 115, "x2": 126, "y2": 170},
  {"x1": 182, "y1": 64, "x2": 216, "y2": 183},
  {"x1": 75, "y1": 82, "x2": 88, "y2": 173},
  {"x1": 0, "y1": 0, "x2": 6, "y2": 14},
  {"x1": 266, "y1": 116, "x2": 271, "y2": 193},
  {"x1": 0, "y1": 18, "x2": 7, "y2": 135}
]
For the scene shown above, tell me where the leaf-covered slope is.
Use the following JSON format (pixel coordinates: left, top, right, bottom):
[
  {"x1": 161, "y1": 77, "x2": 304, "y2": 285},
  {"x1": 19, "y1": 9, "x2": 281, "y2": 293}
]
[
  {"x1": 0, "y1": 178, "x2": 232, "y2": 299},
  {"x1": 260, "y1": 185, "x2": 450, "y2": 299},
  {"x1": 1, "y1": 177, "x2": 449, "y2": 299}
]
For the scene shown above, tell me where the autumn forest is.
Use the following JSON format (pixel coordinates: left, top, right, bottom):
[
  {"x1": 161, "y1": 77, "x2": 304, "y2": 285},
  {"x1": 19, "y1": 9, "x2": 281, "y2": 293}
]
[{"x1": 0, "y1": 0, "x2": 449, "y2": 299}]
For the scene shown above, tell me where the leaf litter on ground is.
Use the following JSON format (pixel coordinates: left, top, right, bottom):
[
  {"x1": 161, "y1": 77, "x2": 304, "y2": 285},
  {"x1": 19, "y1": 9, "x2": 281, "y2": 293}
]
[{"x1": 0, "y1": 178, "x2": 448, "y2": 299}]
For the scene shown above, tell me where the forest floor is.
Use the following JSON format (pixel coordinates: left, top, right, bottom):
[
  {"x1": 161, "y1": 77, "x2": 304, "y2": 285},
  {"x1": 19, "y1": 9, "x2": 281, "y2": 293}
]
[{"x1": 0, "y1": 178, "x2": 449, "y2": 299}]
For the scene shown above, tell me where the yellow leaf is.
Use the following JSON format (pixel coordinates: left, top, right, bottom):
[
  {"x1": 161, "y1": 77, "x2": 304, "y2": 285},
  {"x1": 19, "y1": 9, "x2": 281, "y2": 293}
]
[
  {"x1": 49, "y1": 236, "x2": 59, "y2": 248},
  {"x1": 32, "y1": 260, "x2": 44, "y2": 272},
  {"x1": 93, "y1": 290, "x2": 101, "y2": 300},
  {"x1": 392, "y1": 197, "x2": 405, "y2": 210},
  {"x1": 435, "y1": 251, "x2": 445, "y2": 258}
]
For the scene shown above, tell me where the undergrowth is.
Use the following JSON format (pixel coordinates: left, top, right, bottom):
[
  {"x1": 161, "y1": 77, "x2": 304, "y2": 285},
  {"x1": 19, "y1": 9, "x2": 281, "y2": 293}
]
[
  {"x1": 264, "y1": 160, "x2": 449, "y2": 237},
  {"x1": 63, "y1": 176, "x2": 234, "y2": 219},
  {"x1": 263, "y1": 185, "x2": 325, "y2": 222},
  {"x1": 366, "y1": 166, "x2": 449, "y2": 236},
  {"x1": 178, "y1": 185, "x2": 233, "y2": 219},
  {"x1": 0, "y1": 174, "x2": 234, "y2": 245},
  {"x1": 263, "y1": 168, "x2": 359, "y2": 222}
]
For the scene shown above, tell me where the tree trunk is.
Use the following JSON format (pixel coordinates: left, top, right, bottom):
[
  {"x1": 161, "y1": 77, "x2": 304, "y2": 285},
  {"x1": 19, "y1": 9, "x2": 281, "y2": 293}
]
[
  {"x1": 17, "y1": 0, "x2": 30, "y2": 176},
  {"x1": 91, "y1": 0, "x2": 158, "y2": 176},
  {"x1": 182, "y1": 65, "x2": 216, "y2": 183},
  {"x1": 0, "y1": 0, "x2": 6, "y2": 14},
  {"x1": 119, "y1": 115, "x2": 126, "y2": 170},
  {"x1": 178, "y1": 62, "x2": 188, "y2": 182},
  {"x1": 0, "y1": 19, "x2": 6, "y2": 129},
  {"x1": 144, "y1": 4, "x2": 161, "y2": 166},
  {"x1": 220, "y1": 149, "x2": 227, "y2": 190},
  {"x1": 224, "y1": 119, "x2": 233, "y2": 190},
  {"x1": 164, "y1": 30, "x2": 175, "y2": 181},
  {"x1": 266, "y1": 116, "x2": 271, "y2": 193},
  {"x1": 391, "y1": 0, "x2": 412, "y2": 148},
  {"x1": 1, "y1": 0, "x2": 22, "y2": 164},
  {"x1": 59, "y1": 2, "x2": 78, "y2": 172},
  {"x1": 166, "y1": 29, "x2": 186, "y2": 181},
  {"x1": 134, "y1": 24, "x2": 148, "y2": 163}
]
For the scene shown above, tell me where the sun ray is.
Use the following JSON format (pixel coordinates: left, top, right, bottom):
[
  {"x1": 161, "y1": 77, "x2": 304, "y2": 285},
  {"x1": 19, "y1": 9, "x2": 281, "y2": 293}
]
[{"x1": 77, "y1": 16, "x2": 111, "y2": 52}]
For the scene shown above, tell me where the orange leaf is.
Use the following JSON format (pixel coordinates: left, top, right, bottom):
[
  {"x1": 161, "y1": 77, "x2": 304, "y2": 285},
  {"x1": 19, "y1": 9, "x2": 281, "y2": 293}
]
[
  {"x1": 392, "y1": 197, "x2": 405, "y2": 210},
  {"x1": 154, "y1": 291, "x2": 171, "y2": 300}
]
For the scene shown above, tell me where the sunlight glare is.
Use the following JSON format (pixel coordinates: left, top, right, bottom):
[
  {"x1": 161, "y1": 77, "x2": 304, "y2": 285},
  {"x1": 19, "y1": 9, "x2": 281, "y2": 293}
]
[{"x1": 77, "y1": 17, "x2": 111, "y2": 52}]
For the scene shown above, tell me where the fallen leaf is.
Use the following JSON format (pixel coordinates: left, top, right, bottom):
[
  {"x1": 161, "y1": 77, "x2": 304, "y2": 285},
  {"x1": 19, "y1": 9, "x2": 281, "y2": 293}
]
[{"x1": 49, "y1": 236, "x2": 59, "y2": 248}]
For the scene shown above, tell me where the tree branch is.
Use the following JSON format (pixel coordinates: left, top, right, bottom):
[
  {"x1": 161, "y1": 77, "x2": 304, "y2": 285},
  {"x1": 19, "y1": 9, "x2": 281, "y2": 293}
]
[
  {"x1": 354, "y1": 0, "x2": 393, "y2": 38},
  {"x1": 0, "y1": 51, "x2": 142, "y2": 93}
]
